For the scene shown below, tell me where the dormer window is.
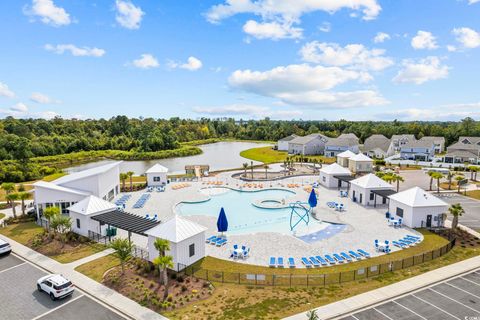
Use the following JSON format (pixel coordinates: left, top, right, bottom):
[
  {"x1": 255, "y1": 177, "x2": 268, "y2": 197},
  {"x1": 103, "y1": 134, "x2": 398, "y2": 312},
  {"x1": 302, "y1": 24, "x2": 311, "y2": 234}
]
[{"x1": 462, "y1": 139, "x2": 471, "y2": 144}]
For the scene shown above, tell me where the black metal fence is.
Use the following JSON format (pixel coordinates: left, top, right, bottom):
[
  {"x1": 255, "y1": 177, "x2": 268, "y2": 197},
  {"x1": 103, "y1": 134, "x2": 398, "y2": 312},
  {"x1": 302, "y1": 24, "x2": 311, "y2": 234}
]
[
  {"x1": 178, "y1": 239, "x2": 456, "y2": 287},
  {"x1": 88, "y1": 230, "x2": 111, "y2": 245},
  {"x1": 131, "y1": 245, "x2": 149, "y2": 260}
]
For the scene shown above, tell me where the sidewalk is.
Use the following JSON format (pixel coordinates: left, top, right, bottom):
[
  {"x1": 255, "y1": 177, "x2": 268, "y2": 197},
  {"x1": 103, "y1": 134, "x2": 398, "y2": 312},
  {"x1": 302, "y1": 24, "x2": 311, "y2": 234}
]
[
  {"x1": 285, "y1": 242, "x2": 480, "y2": 319},
  {"x1": 0, "y1": 234, "x2": 168, "y2": 320}
]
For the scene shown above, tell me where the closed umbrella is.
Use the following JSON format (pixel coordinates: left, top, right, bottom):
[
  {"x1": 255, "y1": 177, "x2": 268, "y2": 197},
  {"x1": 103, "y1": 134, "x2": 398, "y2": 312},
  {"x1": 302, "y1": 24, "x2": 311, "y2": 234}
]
[
  {"x1": 308, "y1": 188, "x2": 317, "y2": 208},
  {"x1": 217, "y1": 207, "x2": 228, "y2": 236}
]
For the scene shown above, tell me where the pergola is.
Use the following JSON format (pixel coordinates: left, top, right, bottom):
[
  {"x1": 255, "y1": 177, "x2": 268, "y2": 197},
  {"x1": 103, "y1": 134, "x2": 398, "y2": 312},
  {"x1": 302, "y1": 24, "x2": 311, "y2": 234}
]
[
  {"x1": 333, "y1": 175, "x2": 356, "y2": 191},
  {"x1": 91, "y1": 210, "x2": 160, "y2": 243},
  {"x1": 371, "y1": 189, "x2": 397, "y2": 208}
]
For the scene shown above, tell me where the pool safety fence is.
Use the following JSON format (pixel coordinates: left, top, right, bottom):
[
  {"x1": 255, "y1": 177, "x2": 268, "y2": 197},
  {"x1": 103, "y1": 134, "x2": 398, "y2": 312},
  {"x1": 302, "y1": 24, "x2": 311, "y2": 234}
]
[{"x1": 176, "y1": 238, "x2": 456, "y2": 287}]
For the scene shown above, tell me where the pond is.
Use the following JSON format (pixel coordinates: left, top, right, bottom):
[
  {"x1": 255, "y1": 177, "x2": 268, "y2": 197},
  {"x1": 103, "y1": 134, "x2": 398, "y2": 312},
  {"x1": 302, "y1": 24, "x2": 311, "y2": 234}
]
[{"x1": 65, "y1": 141, "x2": 271, "y2": 175}]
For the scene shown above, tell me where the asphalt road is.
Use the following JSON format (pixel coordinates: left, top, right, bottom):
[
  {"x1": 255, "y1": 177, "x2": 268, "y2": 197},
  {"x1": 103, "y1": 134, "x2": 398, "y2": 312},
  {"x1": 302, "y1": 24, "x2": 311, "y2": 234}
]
[
  {"x1": 0, "y1": 253, "x2": 127, "y2": 320},
  {"x1": 340, "y1": 268, "x2": 480, "y2": 320},
  {"x1": 436, "y1": 193, "x2": 480, "y2": 230}
]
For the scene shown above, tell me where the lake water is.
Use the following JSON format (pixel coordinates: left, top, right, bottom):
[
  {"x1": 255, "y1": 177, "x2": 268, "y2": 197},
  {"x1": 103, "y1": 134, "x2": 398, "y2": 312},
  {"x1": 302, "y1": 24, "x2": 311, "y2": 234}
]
[{"x1": 65, "y1": 141, "x2": 271, "y2": 175}]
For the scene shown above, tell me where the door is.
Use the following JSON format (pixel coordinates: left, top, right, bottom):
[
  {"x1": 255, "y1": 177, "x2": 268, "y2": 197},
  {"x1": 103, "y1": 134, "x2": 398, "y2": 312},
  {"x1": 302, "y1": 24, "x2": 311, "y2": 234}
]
[
  {"x1": 353, "y1": 191, "x2": 356, "y2": 202},
  {"x1": 426, "y1": 215, "x2": 432, "y2": 227},
  {"x1": 382, "y1": 197, "x2": 387, "y2": 204},
  {"x1": 359, "y1": 193, "x2": 363, "y2": 204},
  {"x1": 338, "y1": 179, "x2": 342, "y2": 188}
]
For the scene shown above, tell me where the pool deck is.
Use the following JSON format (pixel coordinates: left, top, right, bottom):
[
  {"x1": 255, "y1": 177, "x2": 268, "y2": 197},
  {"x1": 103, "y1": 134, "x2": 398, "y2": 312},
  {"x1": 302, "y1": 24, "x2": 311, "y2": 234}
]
[{"x1": 115, "y1": 169, "x2": 421, "y2": 268}]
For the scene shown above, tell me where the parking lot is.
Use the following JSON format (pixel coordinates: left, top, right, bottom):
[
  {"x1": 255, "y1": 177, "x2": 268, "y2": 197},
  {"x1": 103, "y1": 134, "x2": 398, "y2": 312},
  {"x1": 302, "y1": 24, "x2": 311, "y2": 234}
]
[
  {"x1": 340, "y1": 269, "x2": 480, "y2": 320},
  {"x1": 0, "y1": 253, "x2": 127, "y2": 320},
  {"x1": 436, "y1": 193, "x2": 480, "y2": 229}
]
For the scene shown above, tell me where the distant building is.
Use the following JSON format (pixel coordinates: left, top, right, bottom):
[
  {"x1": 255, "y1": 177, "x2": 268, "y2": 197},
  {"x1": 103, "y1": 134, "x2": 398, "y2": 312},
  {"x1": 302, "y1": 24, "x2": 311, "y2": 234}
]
[
  {"x1": 444, "y1": 136, "x2": 480, "y2": 164},
  {"x1": 348, "y1": 153, "x2": 373, "y2": 175},
  {"x1": 388, "y1": 134, "x2": 416, "y2": 155},
  {"x1": 145, "y1": 164, "x2": 169, "y2": 186},
  {"x1": 336, "y1": 150, "x2": 357, "y2": 167},
  {"x1": 68, "y1": 196, "x2": 117, "y2": 237},
  {"x1": 363, "y1": 134, "x2": 391, "y2": 158},
  {"x1": 185, "y1": 165, "x2": 210, "y2": 177},
  {"x1": 400, "y1": 140, "x2": 435, "y2": 161},
  {"x1": 277, "y1": 134, "x2": 298, "y2": 151},
  {"x1": 419, "y1": 136, "x2": 445, "y2": 154},
  {"x1": 324, "y1": 137, "x2": 360, "y2": 157},
  {"x1": 338, "y1": 133, "x2": 360, "y2": 144},
  {"x1": 288, "y1": 134, "x2": 328, "y2": 155}
]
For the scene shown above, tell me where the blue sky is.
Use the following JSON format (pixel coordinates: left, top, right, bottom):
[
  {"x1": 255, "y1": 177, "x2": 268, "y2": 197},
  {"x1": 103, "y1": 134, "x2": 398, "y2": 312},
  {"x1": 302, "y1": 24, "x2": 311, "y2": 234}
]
[{"x1": 0, "y1": 0, "x2": 479, "y2": 121}]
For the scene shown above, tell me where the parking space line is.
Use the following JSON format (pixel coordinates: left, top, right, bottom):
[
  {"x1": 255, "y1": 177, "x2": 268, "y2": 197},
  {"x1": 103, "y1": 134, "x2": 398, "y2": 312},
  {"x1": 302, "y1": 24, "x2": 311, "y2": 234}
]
[
  {"x1": 350, "y1": 315, "x2": 360, "y2": 320},
  {"x1": 31, "y1": 294, "x2": 85, "y2": 320},
  {"x1": 0, "y1": 261, "x2": 26, "y2": 274},
  {"x1": 391, "y1": 300, "x2": 427, "y2": 320},
  {"x1": 428, "y1": 287, "x2": 480, "y2": 314},
  {"x1": 459, "y1": 276, "x2": 480, "y2": 287},
  {"x1": 373, "y1": 308, "x2": 395, "y2": 320},
  {"x1": 445, "y1": 282, "x2": 480, "y2": 299},
  {"x1": 411, "y1": 294, "x2": 461, "y2": 320}
]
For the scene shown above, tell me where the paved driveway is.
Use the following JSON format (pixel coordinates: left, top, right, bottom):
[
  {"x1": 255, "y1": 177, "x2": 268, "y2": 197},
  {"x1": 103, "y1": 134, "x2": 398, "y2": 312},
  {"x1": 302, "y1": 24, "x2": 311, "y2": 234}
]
[
  {"x1": 0, "y1": 253, "x2": 127, "y2": 320},
  {"x1": 436, "y1": 193, "x2": 480, "y2": 229},
  {"x1": 340, "y1": 269, "x2": 480, "y2": 320}
]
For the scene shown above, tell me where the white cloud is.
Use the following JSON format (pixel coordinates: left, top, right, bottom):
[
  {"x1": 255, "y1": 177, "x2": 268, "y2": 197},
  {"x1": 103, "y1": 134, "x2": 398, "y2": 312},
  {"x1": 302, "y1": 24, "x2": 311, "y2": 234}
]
[
  {"x1": 0, "y1": 82, "x2": 15, "y2": 98},
  {"x1": 318, "y1": 22, "x2": 331, "y2": 33},
  {"x1": 228, "y1": 64, "x2": 388, "y2": 107},
  {"x1": 243, "y1": 20, "x2": 302, "y2": 40},
  {"x1": 373, "y1": 32, "x2": 390, "y2": 43},
  {"x1": 447, "y1": 45, "x2": 457, "y2": 52},
  {"x1": 168, "y1": 56, "x2": 203, "y2": 71},
  {"x1": 131, "y1": 54, "x2": 159, "y2": 69},
  {"x1": 44, "y1": 44, "x2": 105, "y2": 57},
  {"x1": 468, "y1": 0, "x2": 480, "y2": 4},
  {"x1": 411, "y1": 30, "x2": 438, "y2": 50},
  {"x1": 10, "y1": 103, "x2": 29, "y2": 113},
  {"x1": 206, "y1": 0, "x2": 381, "y2": 39},
  {"x1": 192, "y1": 104, "x2": 302, "y2": 119},
  {"x1": 30, "y1": 92, "x2": 60, "y2": 104},
  {"x1": 452, "y1": 27, "x2": 480, "y2": 48},
  {"x1": 393, "y1": 57, "x2": 449, "y2": 85},
  {"x1": 115, "y1": 0, "x2": 144, "y2": 30},
  {"x1": 299, "y1": 42, "x2": 394, "y2": 71},
  {"x1": 24, "y1": 0, "x2": 71, "y2": 27},
  {"x1": 0, "y1": 102, "x2": 58, "y2": 119},
  {"x1": 376, "y1": 102, "x2": 480, "y2": 121}
]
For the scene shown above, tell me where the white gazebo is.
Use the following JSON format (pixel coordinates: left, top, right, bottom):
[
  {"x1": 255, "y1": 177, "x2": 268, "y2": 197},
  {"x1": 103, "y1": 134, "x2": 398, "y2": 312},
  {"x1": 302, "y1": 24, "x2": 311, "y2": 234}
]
[
  {"x1": 145, "y1": 163, "x2": 169, "y2": 186},
  {"x1": 145, "y1": 216, "x2": 207, "y2": 270},
  {"x1": 336, "y1": 150, "x2": 357, "y2": 167},
  {"x1": 388, "y1": 187, "x2": 448, "y2": 228},
  {"x1": 350, "y1": 173, "x2": 394, "y2": 206},
  {"x1": 348, "y1": 153, "x2": 373, "y2": 174},
  {"x1": 319, "y1": 163, "x2": 352, "y2": 188},
  {"x1": 68, "y1": 195, "x2": 117, "y2": 237}
]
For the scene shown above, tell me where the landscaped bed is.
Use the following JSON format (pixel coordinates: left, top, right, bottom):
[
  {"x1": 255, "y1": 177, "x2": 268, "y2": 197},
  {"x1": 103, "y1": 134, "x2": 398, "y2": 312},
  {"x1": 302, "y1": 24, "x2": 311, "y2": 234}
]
[{"x1": 240, "y1": 146, "x2": 335, "y2": 164}]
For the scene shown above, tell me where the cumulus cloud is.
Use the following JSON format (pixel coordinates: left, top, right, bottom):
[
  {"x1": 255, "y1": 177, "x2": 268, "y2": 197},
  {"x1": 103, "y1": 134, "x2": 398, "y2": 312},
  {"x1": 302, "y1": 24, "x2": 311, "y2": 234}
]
[
  {"x1": 131, "y1": 54, "x2": 159, "y2": 69},
  {"x1": 243, "y1": 20, "x2": 302, "y2": 40},
  {"x1": 319, "y1": 22, "x2": 331, "y2": 33},
  {"x1": 468, "y1": 0, "x2": 480, "y2": 4},
  {"x1": 299, "y1": 42, "x2": 394, "y2": 72},
  {"x1": 168, "y1": 56, "x2": 203, "y2": 71},
  {"x1": 0, "y1": 103, "x2": 58, "y2": 119},
  {"x1": 393, "y1": 57, "x2": 449, "y2": 85},
  {"x1": 373, "y1": 32, "x2": 390, "y2": 43},
  {"x1": 206, "y1": 0, "x2": 381, "y2": 39},
  {"x1": 115, "y1": 0, "x2": 144, "y2": 30},
  {"x1": 411, "y1": 30, "x2": 438, "y2": 50},
  {"x1": 228, "y1": 64, "x2": 388, "y2": 107},
  {"x1": 24, "y1": 0, "x2": 71, "y2": 27},
  {"x1": 10, "y1": 103, "x2": 29, "y2": 112},
  {"x1": 30, "y1": 92, "x2": 60, "y2": 104},
  {"x1": 452, "y1": 27, "x2": 480, "y2": 48},
  {"x1": 376, "y1": 102, "x2": 480, "y2": 121},
  {"x1": 192, "y1": 104, "x2": 302, "y2": 119},
  {"x1": 0, "y1": 82, "x2": 15, "y2": 98},
  {"x1": 44, "y1": 44, "x2": 106, "y2": 57}
]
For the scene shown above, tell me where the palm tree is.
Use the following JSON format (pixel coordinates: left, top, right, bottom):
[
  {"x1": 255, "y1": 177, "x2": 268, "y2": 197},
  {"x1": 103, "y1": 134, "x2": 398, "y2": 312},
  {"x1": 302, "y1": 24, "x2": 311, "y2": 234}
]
[
  {"x1": 306, "y1": 310, "x2": 319, "y2": 320},
  {"x1": 153, "y1": 255, "x2": 174, "y2": 301},
  {"x1": 242, "y1": 163, "x2": 248, "y2": 178},
  {"x1": 153, "y1": 238, "x2": 170, "y2": 257},
  {"x1": 390, "y1": 174, "x2": 404, "y2": 192},
  {"x1": 109, "y1": 238, "x2": 133, "y2": 274},
  {"x1": 283, "y1": 160, "x2": 287, "y2": 176},
  {"x1": 430, "y1": 172, "x2": 444, "y2": 193},
  {"x1": 1, "y1": 182, "x2": 15, "y2": 207},
  {"x1": 263, "y1": 164, "x2": 269, "y2": 179},
  {"x1": 250, "y1": 161, "x2": 254, "y2": 179},
  {"x1": 455, "y1": 175, "x2": 465, "y2": 193},
  {"x1": 43, "y1": 206, "x2": 60, "y2": 231},
  {"x1": 448, "y1": 203, "x2": 465, "y2": 229},
  {"x1": 5, "y1": 193, "x2": 18, "y2": 219},
  {"x1": 17, "y1": 192, "x2": 30, "y2": 216},
  {"x1": 50, "y1": 215, "x2": 72, "y2": 246},
  {"x1": 447, "y1": 170, "x2": 454, "y2": 190},
  {"x1": 427, "y1": 171, "x2": 435, "y2": 191},
  {"x1": 468, "y1": 166, "x2": 479, "y2": 181},
  {"x1": 127, "y1": 171, "x2": 134, "y2": 191},
  {"x1": 119, "y1": 173, "x2": 128, "y2": 191}
]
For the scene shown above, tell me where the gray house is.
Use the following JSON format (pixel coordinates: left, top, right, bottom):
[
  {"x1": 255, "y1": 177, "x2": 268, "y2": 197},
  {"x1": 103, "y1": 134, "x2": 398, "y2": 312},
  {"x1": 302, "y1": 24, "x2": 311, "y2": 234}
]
[
  {"x1": 363, "y1": 134, "x2": 391, "y2": 158},
  {"x1": 324, "y1": 137, "x2": 360, "y2": 157},
  {"x1": 444, "y1": 137, "x2": 480, "y2": 164},
  {"x1": 288, "y1": 134, "x2": 328, "y2": 155},
  {"x1": 388, "y1": 134, "x2": 416, "y2": 155},
  {"x1": 419, "y1": 136, "x2": 445, "y2": 154},
  {"x1": 400, "y1": 140, "x2": 435, "y2": 161},
  {"x1": 277, "y1": 134, "x2": 298, "y2": 151}
]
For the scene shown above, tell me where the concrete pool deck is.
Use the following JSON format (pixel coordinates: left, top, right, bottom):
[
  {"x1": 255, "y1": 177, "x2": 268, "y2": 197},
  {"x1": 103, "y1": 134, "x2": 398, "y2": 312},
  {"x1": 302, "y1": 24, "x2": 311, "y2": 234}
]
[{"x1": 114, "y1": 171, "x2": 420, "y2": 268}]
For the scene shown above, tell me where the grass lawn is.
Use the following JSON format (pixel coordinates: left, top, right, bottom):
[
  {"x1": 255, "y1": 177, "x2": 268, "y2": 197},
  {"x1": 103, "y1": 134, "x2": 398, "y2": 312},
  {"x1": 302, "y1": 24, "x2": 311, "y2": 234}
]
[
  {"x1": 240, "y1": 147, "x2": 335, "y2": 165},
  {"x1": 466, "y1": 190, "x2": 480, "y2": 200},
  {"x1": 0, "y1": 222, "x2": 106, "y2": 263},
  {"x1": 42, "y1": 172, "x2": 67, "y2": 182},
  {"x1": 75, "y1": 254, "x2": 120, "y2": 282}
]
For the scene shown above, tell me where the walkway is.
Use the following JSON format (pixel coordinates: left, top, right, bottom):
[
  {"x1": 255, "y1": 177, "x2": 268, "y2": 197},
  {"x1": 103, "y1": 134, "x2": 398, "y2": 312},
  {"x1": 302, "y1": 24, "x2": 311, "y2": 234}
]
[{"x1": 0, "y1": 234, "x2": 167, "y2": 320}]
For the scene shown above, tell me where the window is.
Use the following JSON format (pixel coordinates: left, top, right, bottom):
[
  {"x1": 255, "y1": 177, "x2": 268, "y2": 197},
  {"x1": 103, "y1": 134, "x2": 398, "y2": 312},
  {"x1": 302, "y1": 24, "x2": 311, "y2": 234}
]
[
  {"x1": 322, "y1": 176, "x2": 326, "y2": 182},
  {"x1": 396, "y1": 207, "x2": 404, "y2": 218},
  {"x1": 153, "y1": 176, "x2": 161, "y2": 182},
  {"x1": 370, "y1": 192, "x2": 374, "y2": 200},
  {"x1": 76, "y1": 218, "x2": 80, "y2": 229},
  {"x1": 189, "y1": 243, "x2": 195, "y2": 257}
]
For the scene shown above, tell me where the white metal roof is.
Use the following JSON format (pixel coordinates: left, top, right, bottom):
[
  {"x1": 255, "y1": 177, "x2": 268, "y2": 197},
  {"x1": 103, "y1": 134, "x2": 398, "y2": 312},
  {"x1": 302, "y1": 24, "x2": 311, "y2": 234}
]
[
  {"x1": 33, "y1": 181, "x2": 91, "y2": 196},
  {"x1": 349, "y1": 153, "x2": 373, "y2": 162},
  {"x1": 337, "y1": 150, "x2": 356, "y2": 159},
  {"x1": 388, "y1": 187, "x2": 448, "y2": 207},
  {"x1": 52, "y1": 161, "x2": 122, "y2": 185},
  {"x1": 320, "y1": 163, "x2": 351, "y2": 175},
  {"x1": 351, "y1": 173, "x2": 393, "y2": 189},
  {"x1": 145, "y1": 216, "x2": 207, "y2": 243},
  {"x1": 145, "y1": 163, "x2": 169, "y2": 174},
  {"x1": 67, "y1": 195, "x2": 117, "y2": 216}
]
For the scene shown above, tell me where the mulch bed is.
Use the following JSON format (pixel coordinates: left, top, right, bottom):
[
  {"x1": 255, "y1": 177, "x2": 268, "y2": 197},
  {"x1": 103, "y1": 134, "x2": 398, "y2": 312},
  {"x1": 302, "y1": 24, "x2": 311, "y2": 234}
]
[
  {"x1": 27, "y1": 232, "x2": 94, "y2": 257},
  {"x1": 437, "y1": 228, "x2": 480, "y2": 248}
]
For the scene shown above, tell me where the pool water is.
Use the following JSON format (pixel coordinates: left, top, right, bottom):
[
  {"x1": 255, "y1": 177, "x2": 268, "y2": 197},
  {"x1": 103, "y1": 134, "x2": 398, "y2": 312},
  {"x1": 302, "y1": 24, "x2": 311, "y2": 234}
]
[{"x1": 176, "y1": 188, "x2": 330, "y2": 235}]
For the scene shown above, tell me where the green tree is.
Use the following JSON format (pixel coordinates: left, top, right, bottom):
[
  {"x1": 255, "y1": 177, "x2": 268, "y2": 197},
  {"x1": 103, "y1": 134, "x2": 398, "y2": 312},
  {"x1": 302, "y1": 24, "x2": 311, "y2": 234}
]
[
  {"x1": 153, "y1": 255, "x2": 174, "y2": 301},
  {"x1": 390, "y1": 173, "x2": 405, "y2": 192},
  {"x1": 5, "y1": 193, "x2": 18, "y2": 219},
  {"x1": 448, "y1": 203, "x2": 465, "y2": 229},
  {"x1": 242, "y1": 163, "x2": 248, "y2": 178},
  {"x1": 127, "y1": 171, "x2": 134, "y2": 192},
  {"x1": 250, "y1": 161, "x2": 254, "y2": 179},
  {"x1": 427, "y1": 171, "x2": 435, "y2": 191},
  {"x1": 430, "y1": 172, "x2": 444, "y2": 193},
  {"x1": 119, "y1": 173, "x2": 128, "y2": 190},
  {"x1": 1, "y1": 182, "x2": 15, "y2": 206},
  {"x1": 455, "y1": 175, "x2": 465, "y2": 193},
  {"x1": 16, "y1": 192, "x2": 30, "y2": 216},
  {"x1": 468, "y1": 166, "x2": 479, "y2": 181},
  {"x1": 109, "y1": 238, "x2": 133, "y2": 275},
  {"x1": 43, "y1": 206, "x2": 60, "y2": 223},
  {"x1": 153, "y1": 238, "x2": 170, "y2": 257},
  {"x1": 263, "y1": 164, "x2": 269, "y2": 179},
  {"x1": 306, "y1": 310, "x2": 319, "y2": 320}
]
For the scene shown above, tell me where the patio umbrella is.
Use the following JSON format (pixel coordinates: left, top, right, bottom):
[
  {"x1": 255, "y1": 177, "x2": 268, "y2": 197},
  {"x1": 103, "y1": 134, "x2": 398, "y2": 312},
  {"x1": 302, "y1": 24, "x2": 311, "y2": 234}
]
[
  {"x1": 217, "y1": 207, "x2": 228, "y2": 236},
  {"x1": 308, "y1": 188, "x2": 318, "y2": 208}
]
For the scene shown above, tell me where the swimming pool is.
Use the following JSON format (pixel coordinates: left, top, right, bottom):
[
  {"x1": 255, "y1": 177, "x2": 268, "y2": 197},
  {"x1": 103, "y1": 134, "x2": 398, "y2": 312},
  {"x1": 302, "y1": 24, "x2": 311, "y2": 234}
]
[{"x1": 176, "y1": 187, "x2": 332, "y2": 236}]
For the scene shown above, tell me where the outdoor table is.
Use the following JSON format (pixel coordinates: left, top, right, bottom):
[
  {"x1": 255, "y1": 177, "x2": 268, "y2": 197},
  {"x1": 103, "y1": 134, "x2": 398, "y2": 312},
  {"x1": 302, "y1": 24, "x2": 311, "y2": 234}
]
[{"x1": 377, "y1": 242, "x2": 390, "y2": 252}]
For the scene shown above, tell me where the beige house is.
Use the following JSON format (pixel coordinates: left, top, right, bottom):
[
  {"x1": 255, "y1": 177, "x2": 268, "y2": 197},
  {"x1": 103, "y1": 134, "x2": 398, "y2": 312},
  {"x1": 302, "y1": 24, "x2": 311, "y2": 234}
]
[
  {"x1": 348, "y1": 153, "x2": 373, "y2": 174},
  {"x1": 336, "y1": 150, "x2": 357, "y2": 167}
]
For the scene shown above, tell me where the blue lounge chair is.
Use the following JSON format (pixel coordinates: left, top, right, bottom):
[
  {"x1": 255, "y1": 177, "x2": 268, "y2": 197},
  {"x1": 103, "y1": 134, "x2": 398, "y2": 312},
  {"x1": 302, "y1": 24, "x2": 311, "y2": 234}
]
[
  {"x1": 398, "y1": 239, "x2": 412, "y2": 246},
  {"x1": 216, "y1": 238, "x2": 227, "y2": 246},
  {"x1": 233, "y1": 244, "x2": 238, "y2": 250},
  {"x1": 357, "y1": 249, "x2": 370, "y2": 258},
  {"x1": 340, "y1": 252, "x2": 353, "y2": 262},
  {"x1": 288, "y1": 257, "x2": 296, "y2": 268},
  {"x1": 269, "y1": 257, "x2": 276, "y2": 267},
  {"x1": 333, "y1": 253, "x2": 345, "y2": 263},
  {"x1": 309, "y1": 257, "x2": 320, "y2": 267},
  {"x1": 393, "y1": 241, "x2": 406, "y2": 248},
  {"x1": 315, "y1": 256, "x2": 328, "y2": 266},
  {"x1": 301, "y1": 257, "x2": 312, "y2": 268},
  {"x1": 324, "y1": 255, "x2": 336, "y2": 264},
  {"x1": 277, "y1": 257, "x2": 284, "y2": 268},
  {"x1": 406, "y1": 235, "x2": 420, "y2": 240},
  {"x1": 206, "y1": 236, "x2": 217, "y2": 243},
  {"x1": 348, "y1": 250, "x2": 362, "y2": 260}
]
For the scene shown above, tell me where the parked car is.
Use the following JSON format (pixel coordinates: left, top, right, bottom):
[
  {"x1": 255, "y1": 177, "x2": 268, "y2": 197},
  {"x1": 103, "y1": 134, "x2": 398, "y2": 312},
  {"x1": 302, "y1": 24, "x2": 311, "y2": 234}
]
[
  {"x1": 37, "y1": 274, "x2": 74, "y2": 300},
  {"x1": 0, "y1": 238, "x2": 11, "y2": 255}
]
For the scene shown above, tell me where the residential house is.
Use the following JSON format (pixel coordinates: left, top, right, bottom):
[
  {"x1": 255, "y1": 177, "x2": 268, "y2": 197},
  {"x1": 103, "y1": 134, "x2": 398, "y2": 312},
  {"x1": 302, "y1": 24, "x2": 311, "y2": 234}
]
[
  {"x1": 399, "y1": 140, "x2": 435, "y2": 161},
  {"x1": 388, "y1": 134, "x2": 416, "y2": 155},
  {"x1": 338, "y1": 133, "x2": 360, "y2": 144},
  {"x1": 363, "y1": 134, "x2": 391, "y2": 158},
  {"x1": 324, "y1": 137, "x2": 360, "y2": 157},
  {"x1": 444, "y1": 136, "x2": 480, "y2": 164},
  {"x1": 277, "y1": 134, "x2": 298, "y2": 151},
  {"x1": 419, "y1": 136, "x2": 445, "y2": 154},
  {"x1": 288, "y1": 134, "x2": 329, "y2": 155},
  {"x1": 348, "y1": 153, "x2": 374, "y2": 174}
]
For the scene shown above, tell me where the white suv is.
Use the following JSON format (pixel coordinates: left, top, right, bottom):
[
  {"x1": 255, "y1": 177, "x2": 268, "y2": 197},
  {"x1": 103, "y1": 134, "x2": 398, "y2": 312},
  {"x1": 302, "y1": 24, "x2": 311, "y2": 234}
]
[
  {"x1": 37, "y1": 274, "x2": 75, "y2": 300},
  {"x1": 0, "y1": 239, "x2": 11, "y2": 255}
]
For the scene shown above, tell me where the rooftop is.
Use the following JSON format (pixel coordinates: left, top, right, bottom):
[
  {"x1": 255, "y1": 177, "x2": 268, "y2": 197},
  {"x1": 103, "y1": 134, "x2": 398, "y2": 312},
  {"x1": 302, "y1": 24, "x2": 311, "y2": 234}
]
[
  {"x1": 68, "y1": 195, "x2": 117, "y2": 216},
  {"x1": 145, "y1": 163, "x2": 169, "y2": 174},
  {"x1": 388, "y1": 187, "x2": 448, "y2": 207},
  {"x1": 52, "y1": 161, "x2": 122, "y2": 185},
  {"x1": 349, "y1": 153, "x2": 373, "y2": 162},
  {"x1": 145, "y1": 215, "x2": 207, "y2": 242},
  {"x1": 337, "y1": 150, "x2": 357, "y2": 158},
  {"x1": 325, "y1": 137, "x2": 359, "y2": 147},
  {"x1": 351, "y1": 173, "x2": 393, "y2": 189},
  {"x1": 364, "y1": 134, "x2": 390, "y2": 153},
  {"x1": 278, "y1": 134, "x2": 298, "y2": 142},
  {"x1": 33, "y1": 180, "x2": 91, "y2": 196},
  {"x1": 289, "y1": 133, "x2": 327, "y2": 145},
  {"x1": 320, "y1": 163, "x2": 351, "y2": 175}
]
